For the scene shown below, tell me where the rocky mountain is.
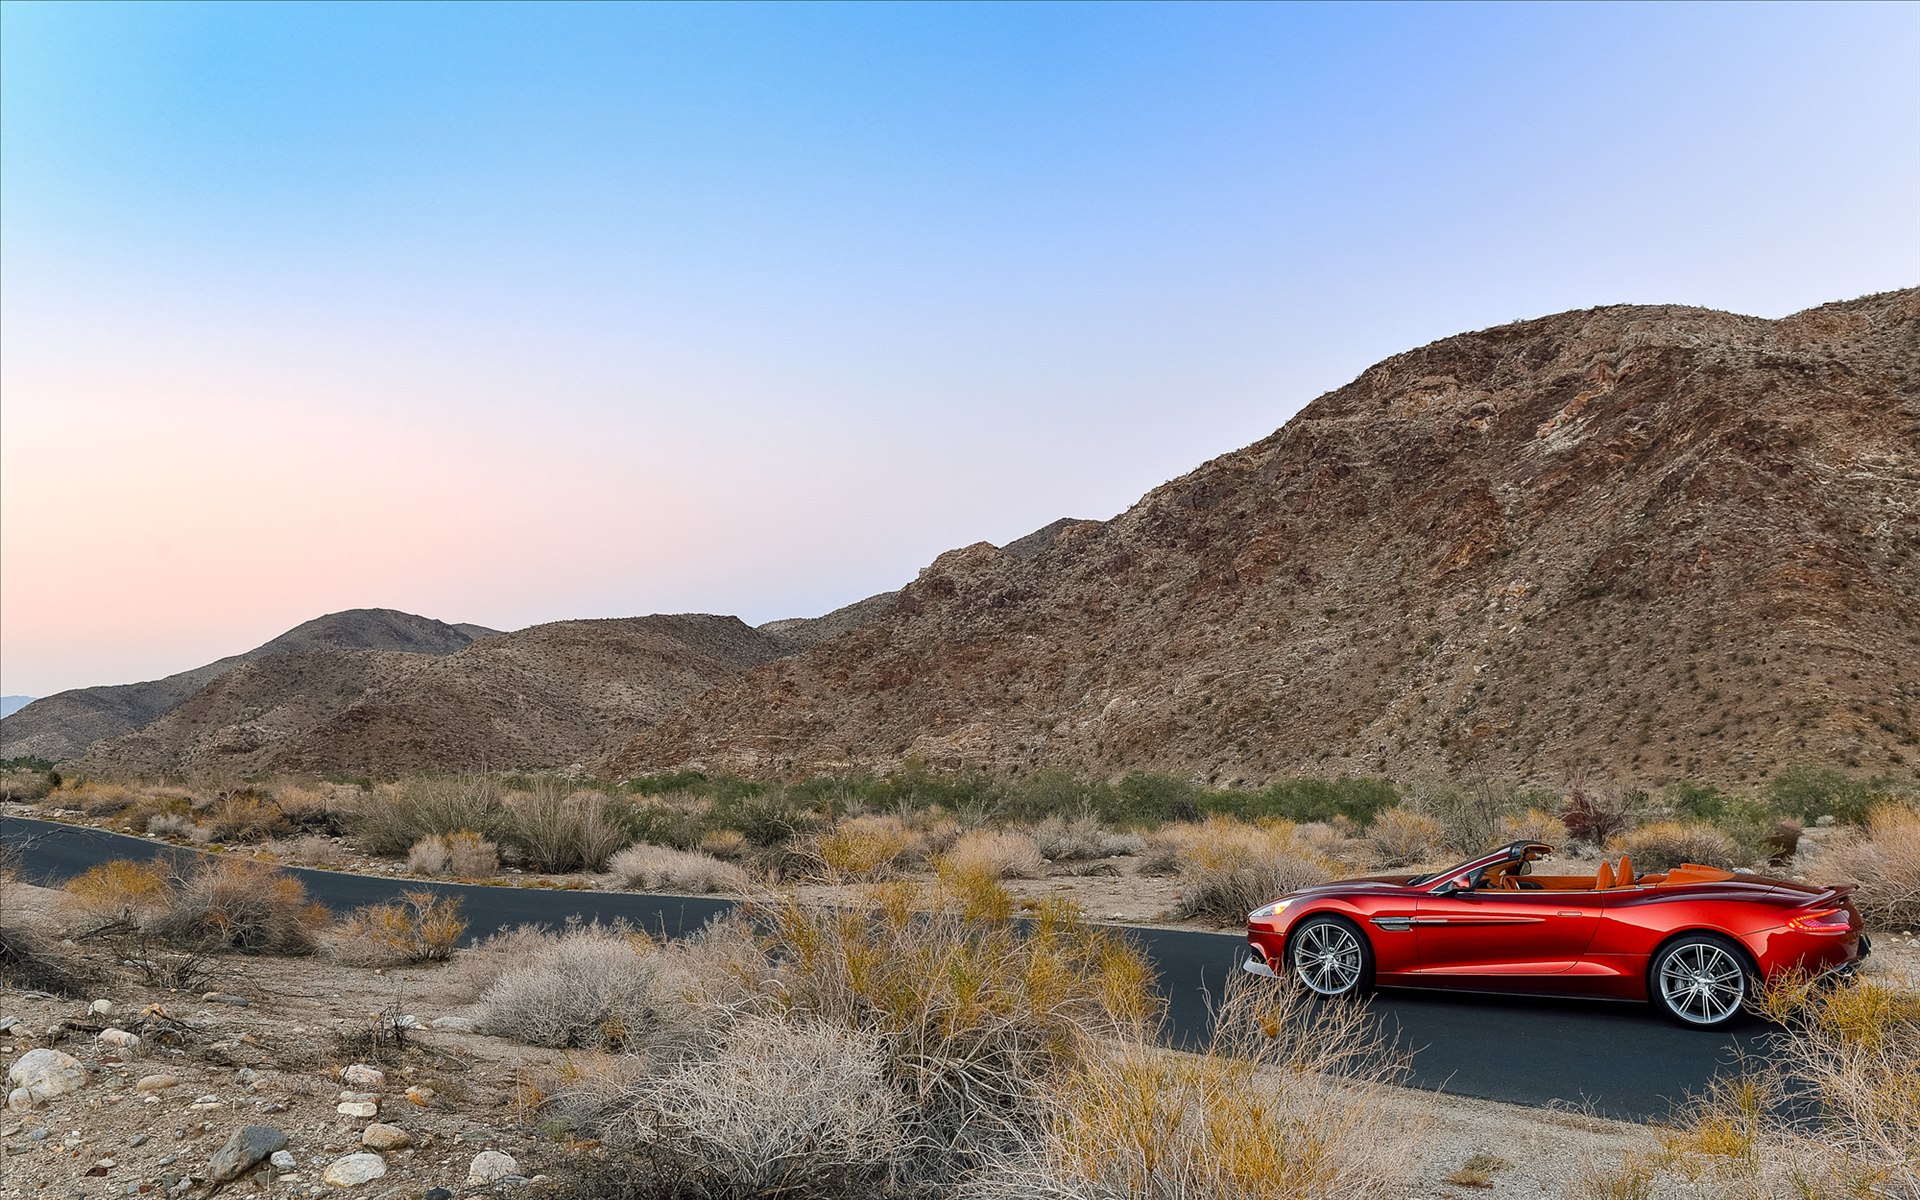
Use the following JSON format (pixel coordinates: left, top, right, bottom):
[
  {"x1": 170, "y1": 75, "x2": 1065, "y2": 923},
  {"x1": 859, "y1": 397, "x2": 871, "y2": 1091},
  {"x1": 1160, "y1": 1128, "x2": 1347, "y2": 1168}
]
[
  {"x1": 607, "y1": 289, "x2": 1920, "y2": 789},
  {"x1": 0, "y1": 610, "x2": 491, "y2": 763},
  {"x1": 80, "y1": 615, "x2": 789, "y2": 776}
]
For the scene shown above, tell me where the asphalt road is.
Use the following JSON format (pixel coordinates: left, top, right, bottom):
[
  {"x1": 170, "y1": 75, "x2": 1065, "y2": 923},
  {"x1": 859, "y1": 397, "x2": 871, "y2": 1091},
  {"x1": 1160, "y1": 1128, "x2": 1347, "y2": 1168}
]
[{"x1": 2, "y1": 815, "x2": 1768, "y2": 1120}]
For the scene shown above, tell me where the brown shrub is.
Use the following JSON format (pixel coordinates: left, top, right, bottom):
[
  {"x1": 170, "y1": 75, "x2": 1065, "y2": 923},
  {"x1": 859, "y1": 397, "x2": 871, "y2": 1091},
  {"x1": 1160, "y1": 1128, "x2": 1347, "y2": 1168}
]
[
  {"x1": 1611, "y1": 821, "x2": 1739, "y2": 873},
  {"x1": 1148, "y1": 817, "x2": 1333, "y2": 924},
  {"x1": 354, "y1": 776, "x2": 507, "y2": 856},
  {"x1": 1368, "y1": 807, "x2": 1444, "y2": 866},
  {"x1": 939, "y1": 828, "x2": 1046, "y2": 880},
  {"x1": 1500, "y1": 807, "x2": 1565, "y2": 847},
  {"x1": 62, "y1": 860, "x2": 178, "y2": 929},
  {"x1": 407, "y1": 830, "x2": 500, "y2": 877},
  {"x1": 202, "y1": 792, "x2": 291, "y2": 842},
  {"x1": 149, "y1": 857, "x2": 331, "y2": 955},
  {"x1": 1819, "y1": 803, "x2": 1920, "y2": 929},
  {"x1": 332, "y1": 891, "x2": 467, "y2": 966},
  {"x1": 698, "y1": 828, "x2": 748, "y2": 860}
]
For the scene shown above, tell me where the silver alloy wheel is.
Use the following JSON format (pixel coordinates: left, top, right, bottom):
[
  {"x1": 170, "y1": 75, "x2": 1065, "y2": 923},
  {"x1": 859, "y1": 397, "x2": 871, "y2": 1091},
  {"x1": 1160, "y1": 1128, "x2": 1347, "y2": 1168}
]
[
  {"x1": 1293, "y1": 920, "x2": 1364, "y2": 995},
  {"x1": 1658, "y1": 941, "x2": 1747, "y2": 1025}
]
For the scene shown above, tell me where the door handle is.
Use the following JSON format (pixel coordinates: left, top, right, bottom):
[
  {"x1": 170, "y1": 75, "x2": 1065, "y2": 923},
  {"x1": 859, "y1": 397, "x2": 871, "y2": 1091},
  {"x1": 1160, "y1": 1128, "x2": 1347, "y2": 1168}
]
[{"x1": 1557, "y1": 911, "x2": 1582, "y2": 918}]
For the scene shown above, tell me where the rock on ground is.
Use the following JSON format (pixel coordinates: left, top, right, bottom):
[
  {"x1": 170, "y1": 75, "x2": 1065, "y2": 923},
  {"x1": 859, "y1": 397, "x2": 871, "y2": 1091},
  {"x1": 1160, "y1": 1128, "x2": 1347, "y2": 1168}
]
[
  {"x1": 6, "y1": 1048, "x2": 87, "y2": 1102},
  {"x1": 468, "y1": 1150, "x2": 518, "y2": 1185},
  {"x1": 322, "y1": 1152, "x2": 389, "y2": 1187},
  {"x1": 208, "y1": 1126, "x2": 290, "y2": 1183}
]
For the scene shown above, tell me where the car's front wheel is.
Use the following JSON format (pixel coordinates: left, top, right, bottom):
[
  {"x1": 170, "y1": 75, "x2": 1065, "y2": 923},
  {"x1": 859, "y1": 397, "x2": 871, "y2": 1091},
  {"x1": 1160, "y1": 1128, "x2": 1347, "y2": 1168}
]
[
  {"x1": 1649, "y1": 934, "x2": 1754, "y2": 1029},
  {"x1": 1285, "y1": 915, "x2": 1375, "y2": 998}
]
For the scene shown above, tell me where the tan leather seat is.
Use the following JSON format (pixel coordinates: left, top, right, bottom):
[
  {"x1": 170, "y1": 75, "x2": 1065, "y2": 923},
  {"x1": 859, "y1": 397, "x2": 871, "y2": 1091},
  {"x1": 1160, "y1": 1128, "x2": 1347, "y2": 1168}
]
[
  {"x1": 1614, "y1": 855, "x2": 1635, "y2": 887},
  {"x1": 1595, "y1": 861, "x2": 1615, "y2": 891}
]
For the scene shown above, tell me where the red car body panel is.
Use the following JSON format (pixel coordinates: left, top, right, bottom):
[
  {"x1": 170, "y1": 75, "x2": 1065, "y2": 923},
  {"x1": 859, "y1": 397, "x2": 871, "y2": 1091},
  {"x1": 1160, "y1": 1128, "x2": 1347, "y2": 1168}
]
[{"x1": 1246, "y1": 842, "x2": 1868, "y2": 1006}]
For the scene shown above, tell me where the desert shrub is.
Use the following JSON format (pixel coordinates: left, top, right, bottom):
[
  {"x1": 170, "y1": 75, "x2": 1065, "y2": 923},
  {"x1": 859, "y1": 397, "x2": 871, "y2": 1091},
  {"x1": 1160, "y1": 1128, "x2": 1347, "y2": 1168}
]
[
  {"x1": 606, "y1": 843, "x2": 748, "y2": 895},
  {"x1": 697, "y1": 827, "x2": 747, "y2": 859},
  {"x1": 1766, "y1": 766, "x2": 1892, "y2": 826},
  {"x1": 1243, "y1": 776, "x2": 1400, "y2": 827},
  {"x1": 1587, "y1": 974, "x2": 1918, "y2": 1198},
  {"x1": 333, "y1": 891, "x2": 467, "y2": 966},
  {"x1": 64, "y1": 781, "x2": 141, "y2": 817},
  {"x1": 811, "y1": 814, "x2": 925, "y2": 881},
  {"x1": 623, "y1": 792, "x2": 713, "y2": 851},
  {"x1": 1405, "y1": 780, "x2": 1556, "y2": 854},
  {"x1": 1030, "y1": 813, "x2": 1143, "y2": 861},
  {"x1": 0, "y1": 767, "x2": 57, "y2": 801},
  {"x1": 407, "y1": 830, "x2": 499, "y2": 877},
  {"x1": 355, "y1": 776, "x2": 507, "y2": 855},
  {"x1": 505, "y1": 785, "x2": 634, "y2": 873},
  {"x1": 146, "y1": 811, "x2": 211, "y2": 842},
  {"x1": 61, "y1": 859, "x2": 179, "y2": 929},
  {"x1": 407, "y1": 835, "x2": 450, "y2": 874},
  {"x1": 1368, "y1": 807, "x2": 1444, "y2": 866},
  {"x1": 148, "y1": 857, "x2": 330, "y2": 955},
  {"x1": 1560, "y1": 784, "x2": 1644, "y2": 848},
  {"x1": 710, "y1": 788, "x2": 818, "y2": 847},
  {"x1": 939, "y1": 828, "x2": 1046, "y2": 879},
  {"x1": 1668, "y1": 781, "x2": 1797, "y2": 863},
  {"x1": 1818, "y1": 803, "x2": 1920, "y2": 929},
  {"x1": 565, "y1": 1016, "x2": 907, "y2": 1194},
  {"x1": 1149, "y1": 817, "x2": 1333, "y2": 924},
  {"x1": 1499, "y1": 807, "x2": 1565, "y2": 848},
  {"x1": 974, "y1": 974, "x2": 1415, "y2": 1200},
  {"x1": 268, "y1": 782, "x2": 351, "y2": 835},
  {"x1": 475, "y1": 924, "x2": 660, "y2": 1049},
  {"x1": 1611, "y1": 821, "x2": 1739, "y2": 873},
  {"x1": 1, "y1": 851, "x2": 97, "y2": 996},
  {"x1": 201, "y1": 791, "x2": 291, "y2": 842}
]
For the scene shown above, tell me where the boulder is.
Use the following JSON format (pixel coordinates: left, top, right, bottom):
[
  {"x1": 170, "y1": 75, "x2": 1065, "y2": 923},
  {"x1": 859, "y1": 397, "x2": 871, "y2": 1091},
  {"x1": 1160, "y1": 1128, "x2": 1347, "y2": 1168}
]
[
  {"x1": 6, "y1": 1049, "x2": 86, "y2": 1103},
  {"x1": 207, "y1": 1126, "x2": 289, "y2": 1184},
  {"x1": 339, "y1": 1064, "x2": 385, "y2": 1088}
]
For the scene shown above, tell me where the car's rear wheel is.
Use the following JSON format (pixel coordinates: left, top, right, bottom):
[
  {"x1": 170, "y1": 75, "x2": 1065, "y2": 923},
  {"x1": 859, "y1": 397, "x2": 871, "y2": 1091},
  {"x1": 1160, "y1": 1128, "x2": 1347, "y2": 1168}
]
[
  {"x1": 1285, "y1": 915, "x2": 1374, "y2": 998},
  {"x1": 1650, "y1": 934, "x2": 1753, "y2": 1029}
]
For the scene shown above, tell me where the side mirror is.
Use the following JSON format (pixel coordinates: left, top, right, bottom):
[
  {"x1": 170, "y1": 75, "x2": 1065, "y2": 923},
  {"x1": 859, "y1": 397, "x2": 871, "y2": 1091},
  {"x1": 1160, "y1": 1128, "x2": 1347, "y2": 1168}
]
[{"x1": 1436, "y1": 874, "x2": 1474, "y2": 896}]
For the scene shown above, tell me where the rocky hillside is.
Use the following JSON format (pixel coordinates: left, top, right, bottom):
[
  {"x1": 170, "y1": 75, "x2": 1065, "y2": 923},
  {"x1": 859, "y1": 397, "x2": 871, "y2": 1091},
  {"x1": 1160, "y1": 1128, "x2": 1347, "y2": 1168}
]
[
  {"x1": 0, "y1": 610, "x2": 491, "y2": 763},
  {"x1": 81, "y1": 615, "x2": 790, "y2": 776},
  {"x1": 608, "y1": 290, "x2": 1920, "y2": 789}
]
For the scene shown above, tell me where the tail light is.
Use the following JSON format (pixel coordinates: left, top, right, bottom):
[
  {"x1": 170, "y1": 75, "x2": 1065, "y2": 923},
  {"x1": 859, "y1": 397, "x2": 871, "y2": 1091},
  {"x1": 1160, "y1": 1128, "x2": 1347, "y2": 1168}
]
[{"x1": 1786, "y1": 908, "x2": 1853, "y2": 935}]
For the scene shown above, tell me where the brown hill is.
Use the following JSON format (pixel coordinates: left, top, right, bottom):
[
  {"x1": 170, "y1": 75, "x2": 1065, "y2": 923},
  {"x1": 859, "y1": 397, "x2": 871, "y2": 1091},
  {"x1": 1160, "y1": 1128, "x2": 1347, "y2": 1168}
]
[
  {"x1": 81, "y1": 615, "x2": 789, "y2": 776},
  {"x1": 608, "y1": 290, "x2": 1920, "y2": 789},
  {"x1": 1, "y1": 609, "x2": 486, "y2": 763}
]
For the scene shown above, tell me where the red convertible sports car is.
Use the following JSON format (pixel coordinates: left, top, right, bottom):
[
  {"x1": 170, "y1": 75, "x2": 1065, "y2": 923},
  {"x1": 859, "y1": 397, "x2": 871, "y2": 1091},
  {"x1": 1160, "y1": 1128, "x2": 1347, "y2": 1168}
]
[{"x1": 1244, "y1": 840, "x2": 1869, "y2": 1028}]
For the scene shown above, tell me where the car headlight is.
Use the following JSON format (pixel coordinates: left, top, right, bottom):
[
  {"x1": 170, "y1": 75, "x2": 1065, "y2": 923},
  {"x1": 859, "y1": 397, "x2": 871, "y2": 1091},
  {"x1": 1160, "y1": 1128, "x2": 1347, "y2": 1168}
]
[{"x1": 1249, "y1": 900, "x2": 1291, "y2": 921}]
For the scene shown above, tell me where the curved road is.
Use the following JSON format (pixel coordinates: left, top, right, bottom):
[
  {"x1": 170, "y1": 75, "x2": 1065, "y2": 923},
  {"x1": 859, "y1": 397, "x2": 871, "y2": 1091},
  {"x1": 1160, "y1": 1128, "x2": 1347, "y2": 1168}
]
[{"x1": 2, "y1": 815, "x2": 1766, "y2": 1120}]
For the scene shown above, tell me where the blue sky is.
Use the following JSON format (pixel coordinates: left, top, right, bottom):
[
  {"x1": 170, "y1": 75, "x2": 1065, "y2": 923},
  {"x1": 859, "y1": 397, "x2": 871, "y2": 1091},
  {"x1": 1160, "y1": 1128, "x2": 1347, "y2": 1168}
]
[{"x1": 2, "y1": 1, "x2": 1916, "y2": 695}]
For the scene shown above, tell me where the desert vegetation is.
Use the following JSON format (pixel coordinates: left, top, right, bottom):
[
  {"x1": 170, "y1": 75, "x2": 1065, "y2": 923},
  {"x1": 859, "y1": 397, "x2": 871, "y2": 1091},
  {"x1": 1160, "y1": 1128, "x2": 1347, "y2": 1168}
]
[{"x1": 8, "y1": 763, "x2": 1917, "y2": 934}]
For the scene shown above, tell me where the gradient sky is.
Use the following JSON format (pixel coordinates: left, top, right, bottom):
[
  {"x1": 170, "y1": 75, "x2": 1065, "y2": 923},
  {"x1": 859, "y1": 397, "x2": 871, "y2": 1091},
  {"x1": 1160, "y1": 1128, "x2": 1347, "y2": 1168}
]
[{"x1": 3, "y1": 1, "x2": 1916, "y2": 698}]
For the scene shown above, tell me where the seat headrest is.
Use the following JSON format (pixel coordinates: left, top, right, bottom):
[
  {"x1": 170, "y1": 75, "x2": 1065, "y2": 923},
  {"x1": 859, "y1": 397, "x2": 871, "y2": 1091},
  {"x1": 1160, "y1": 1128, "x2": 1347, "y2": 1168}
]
[
  {"x1": 1595, "y1": 861, "x2": 1615, "y2": 890},
  {"x1": 1615, "y1": 855, "x2": 1635, "y2": 887}
]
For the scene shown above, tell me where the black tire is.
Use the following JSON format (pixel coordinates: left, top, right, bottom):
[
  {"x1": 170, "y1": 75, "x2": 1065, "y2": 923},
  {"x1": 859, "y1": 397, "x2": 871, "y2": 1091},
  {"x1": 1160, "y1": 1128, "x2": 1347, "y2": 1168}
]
[
  {"x1": 1648, "y1": 933, "x2": 1755, "y2": 1029},
  {"x1": 1284, "y1": 915, "x2": 1376, "y2": 998}
]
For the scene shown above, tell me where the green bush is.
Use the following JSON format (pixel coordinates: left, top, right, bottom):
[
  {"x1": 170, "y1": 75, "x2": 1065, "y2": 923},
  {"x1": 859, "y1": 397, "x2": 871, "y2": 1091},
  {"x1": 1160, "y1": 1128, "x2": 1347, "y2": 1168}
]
[{"x1": 1765, "y1": 766, "x2": 1904, "y2": 826}]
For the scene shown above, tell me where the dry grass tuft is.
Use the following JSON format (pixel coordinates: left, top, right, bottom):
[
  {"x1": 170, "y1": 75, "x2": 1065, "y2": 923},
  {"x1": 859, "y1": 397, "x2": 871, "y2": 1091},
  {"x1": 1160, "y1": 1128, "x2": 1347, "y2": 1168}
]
[
  {"x1": 1146, "y1": 817, "x2": 1334, "y2": 924},
  {"x1": 811, "y1": 814, "x2": 926, "y2": 881},
  {"x1": 606, "y1": 843, "x2": 749, "y2": 895},
  {"x1": 939, "y1": 828, "x2": 1047, "y2": 880},
  {"x1": 973, "y1": 973, "x2": 1415, "y2": 1200},
  {"x1": 1610, "y1": 821, "x2": 1739, "y2": 872},
  {"x1": 332, "y1": 890, "x2": 468, "y2": 966},
  {"x1": 1444, "y1": 1150, "x2": 1512, "y2": 1189},
  {"x1": 1818, "y1": 802, "x2": 1920, "y2": 929},
  {"x1": 1367, "y1": 807, "x2": 1444, "y2": 866},
  {"x1": 356, "y1": 776, "x2": 506, "y2": 855}
]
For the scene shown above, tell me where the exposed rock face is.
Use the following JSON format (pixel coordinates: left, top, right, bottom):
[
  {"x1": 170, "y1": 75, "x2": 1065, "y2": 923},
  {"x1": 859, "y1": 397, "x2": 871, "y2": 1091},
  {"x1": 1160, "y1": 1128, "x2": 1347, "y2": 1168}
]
[
  {"x1": 609, "y1": 290, "x2": 1920, "y2": 789},
  {"x1": 1, "y1": 609, "x2": 488, "y2": 762},
  {"x1": 82, "y1": 614, "x2": 794, "y2": 776}
]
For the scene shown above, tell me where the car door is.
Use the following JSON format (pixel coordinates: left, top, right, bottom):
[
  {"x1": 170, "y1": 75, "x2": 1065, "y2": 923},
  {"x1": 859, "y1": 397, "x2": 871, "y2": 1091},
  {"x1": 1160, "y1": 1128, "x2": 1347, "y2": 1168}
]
[{"x1": 1412, "y1": 886, "x2": 1605, "y2": 976}]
